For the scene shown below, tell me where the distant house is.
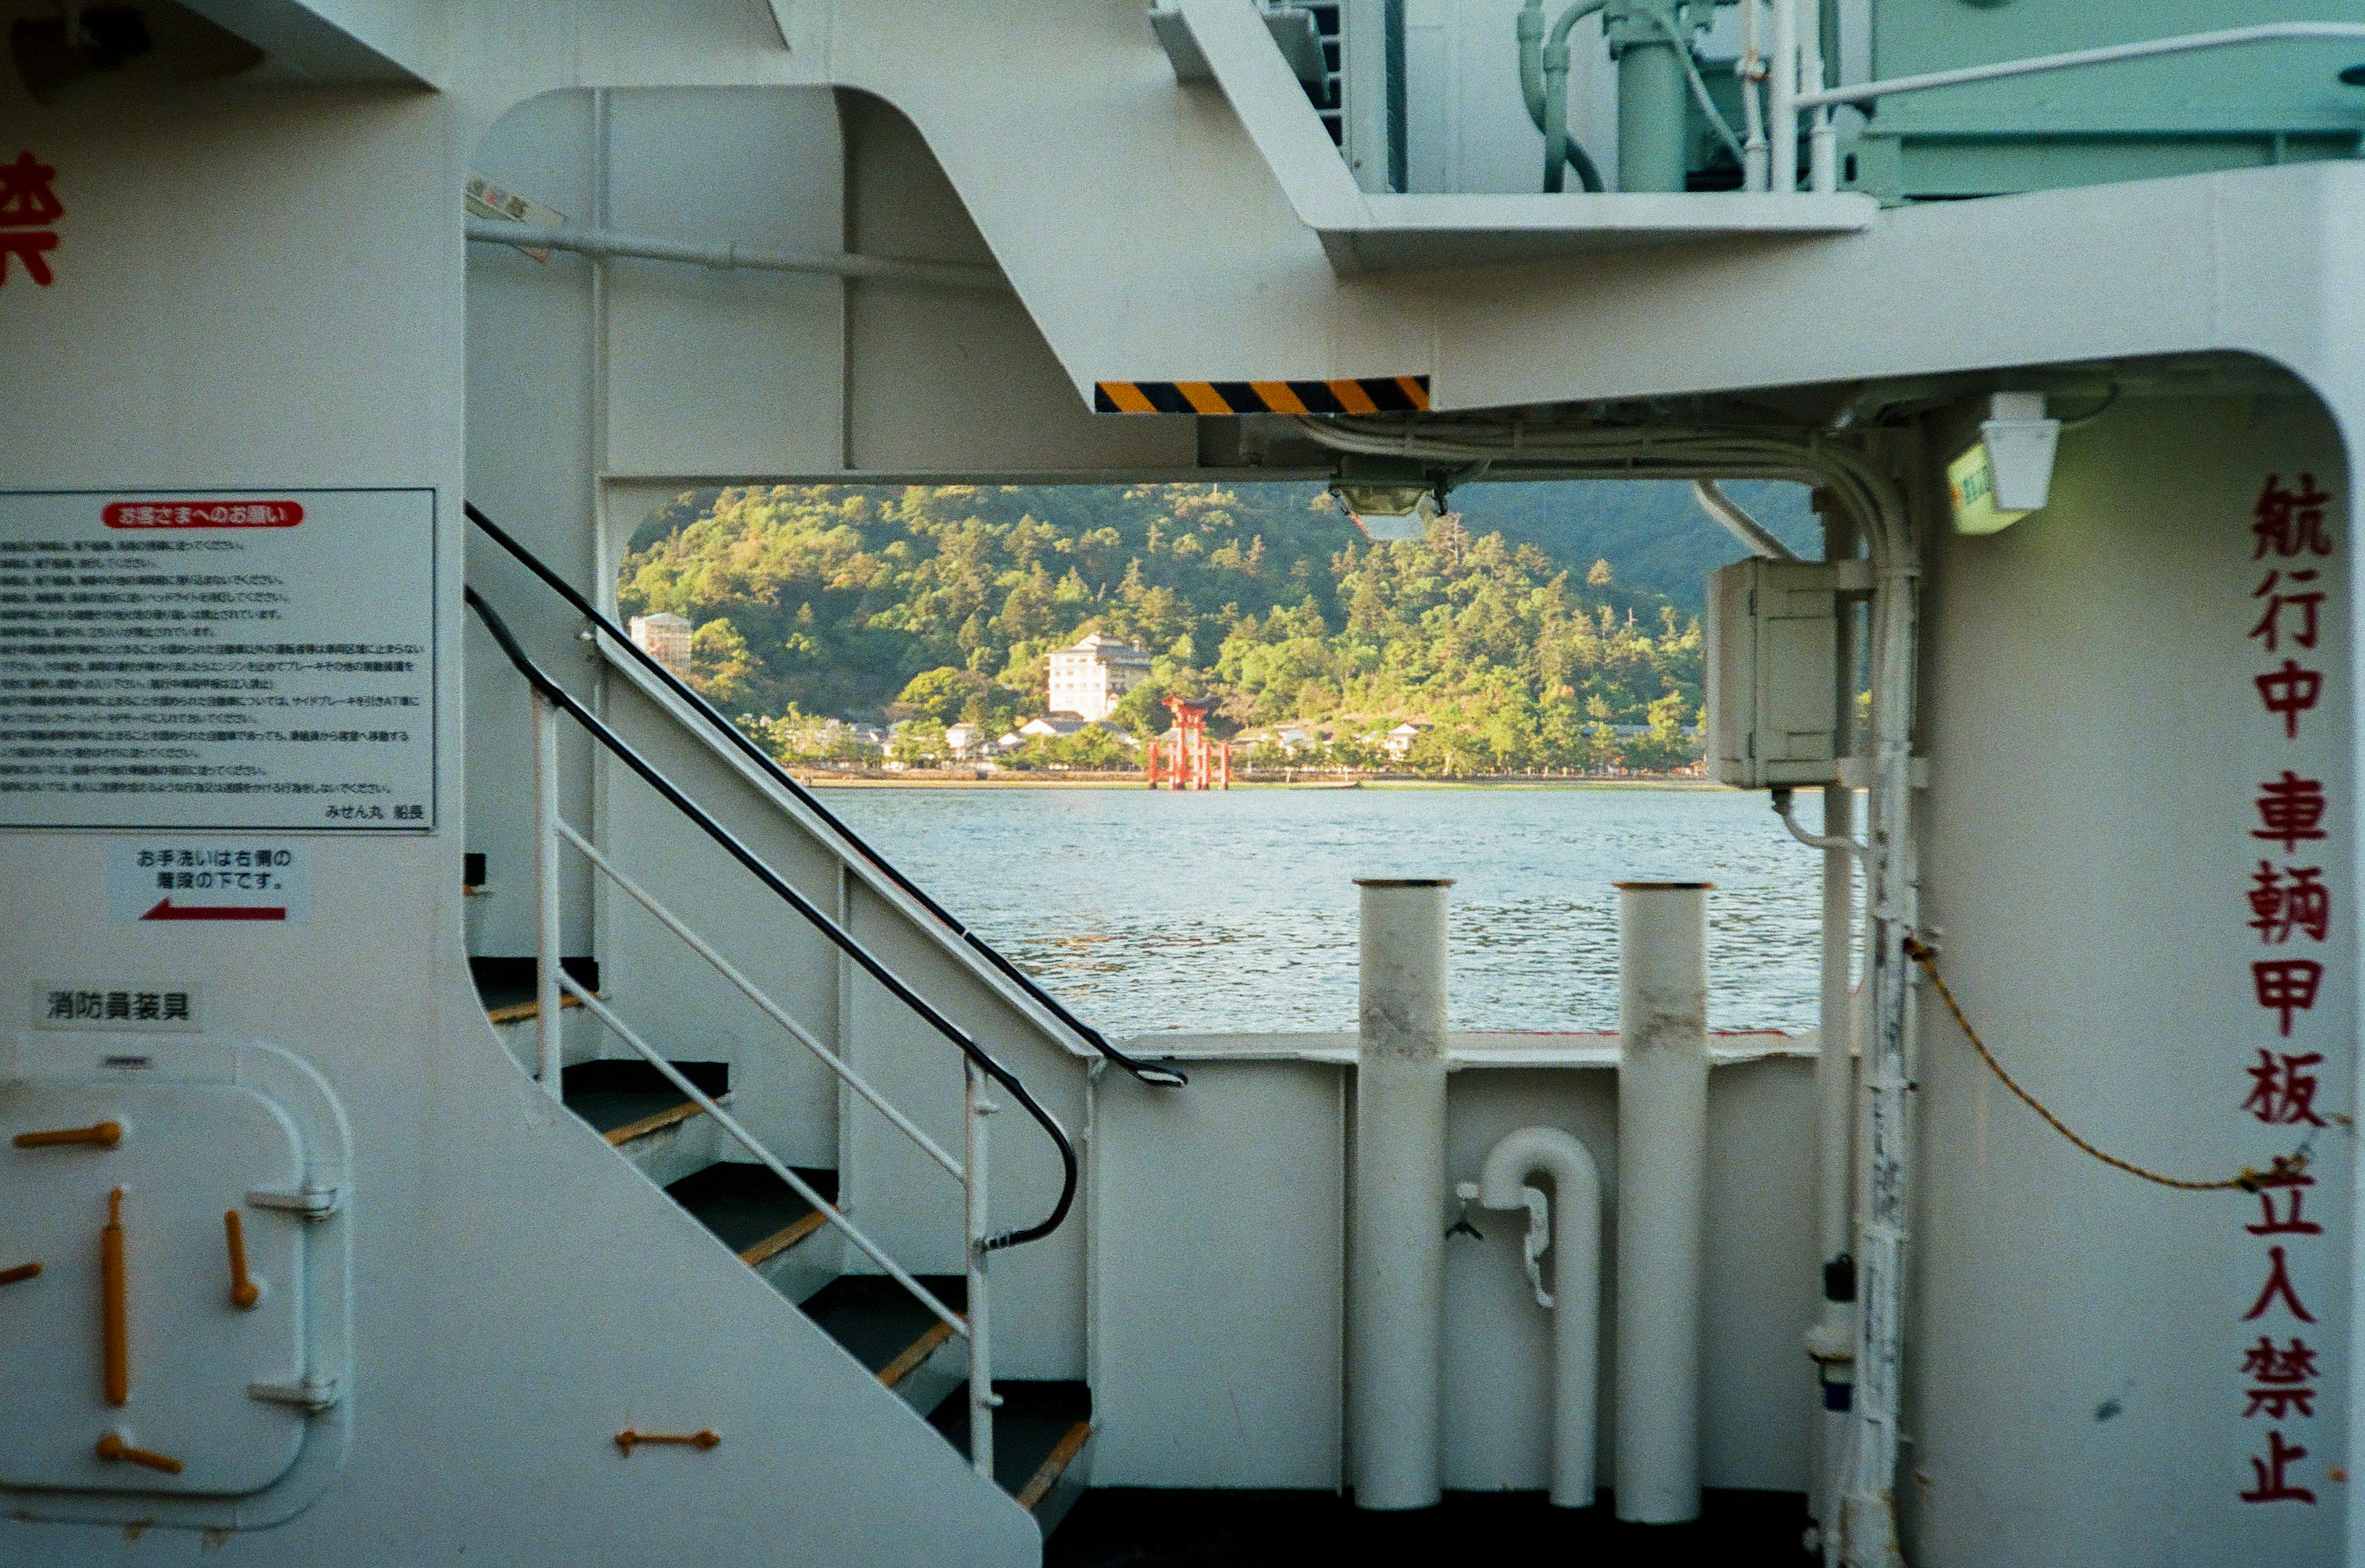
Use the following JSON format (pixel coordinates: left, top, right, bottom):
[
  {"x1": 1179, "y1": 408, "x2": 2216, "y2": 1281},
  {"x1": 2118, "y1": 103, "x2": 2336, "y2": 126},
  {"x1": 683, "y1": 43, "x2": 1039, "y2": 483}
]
[
  {"x1": 1046, "y1": 632, "x2": 1150, "y2": 722},
  {"x1": 1019, "y1": 711, "x2": 1091, "y2": 739},
  {"x1": 944, "y1": 721, "x2": 982, "y2": 758},
  {"x1": 1380, "y1": 722, "x2": 1430, "y2": 761},
  {"x1": 1239, "y1": 723, "x2": 1314, "y2": 754},
  {"x1": 627, "y1": 612, "x2": 692, "y2": 680},
  {"x1": 1019, "y1": 713, "x2": 1134, "y2": 746}
]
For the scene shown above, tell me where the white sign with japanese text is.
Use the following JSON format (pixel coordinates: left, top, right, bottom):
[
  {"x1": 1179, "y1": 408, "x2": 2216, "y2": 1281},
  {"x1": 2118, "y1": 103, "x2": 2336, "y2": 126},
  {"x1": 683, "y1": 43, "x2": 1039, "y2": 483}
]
[
  {"x1": 0, "y1": 488, "x2": 435, "y2": 831},
  {"x1": 105, "y1": 839, "x2": 309, "y2": 923}
]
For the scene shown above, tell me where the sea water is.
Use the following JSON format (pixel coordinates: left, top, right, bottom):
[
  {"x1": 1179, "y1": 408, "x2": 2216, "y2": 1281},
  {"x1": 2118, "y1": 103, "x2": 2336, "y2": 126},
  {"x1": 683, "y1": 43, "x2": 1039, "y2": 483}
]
[{"x1": 823, "y1": 784, "x2": 1840, "y2": 1038}]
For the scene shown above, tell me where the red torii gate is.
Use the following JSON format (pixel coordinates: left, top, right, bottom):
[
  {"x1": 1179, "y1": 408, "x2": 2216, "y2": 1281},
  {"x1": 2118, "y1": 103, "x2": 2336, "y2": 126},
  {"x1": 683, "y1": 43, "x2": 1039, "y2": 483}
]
[{"x1": 1145, "y1": 695, "x2": 1229, "y2": 791}]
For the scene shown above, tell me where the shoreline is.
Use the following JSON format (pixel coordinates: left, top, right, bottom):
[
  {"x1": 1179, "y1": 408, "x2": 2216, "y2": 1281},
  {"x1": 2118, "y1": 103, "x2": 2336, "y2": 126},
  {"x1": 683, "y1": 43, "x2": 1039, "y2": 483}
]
[{"x1": 792, "y1": 770, "x2": 1728, "y2": 791}]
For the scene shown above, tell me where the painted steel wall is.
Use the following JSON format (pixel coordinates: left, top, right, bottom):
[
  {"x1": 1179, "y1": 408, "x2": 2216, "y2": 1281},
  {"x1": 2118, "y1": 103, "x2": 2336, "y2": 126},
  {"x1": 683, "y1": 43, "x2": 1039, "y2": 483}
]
[
  {"x1": 1088, "y1": 1053, "x2": 1819, "y2": 1492},
  {"x1": 1912, "y1": 390, "x2": 2353, "y2": 1566},
  {"x1": 0, "y1": 66, "x2": 1036, "y2": 1568}
]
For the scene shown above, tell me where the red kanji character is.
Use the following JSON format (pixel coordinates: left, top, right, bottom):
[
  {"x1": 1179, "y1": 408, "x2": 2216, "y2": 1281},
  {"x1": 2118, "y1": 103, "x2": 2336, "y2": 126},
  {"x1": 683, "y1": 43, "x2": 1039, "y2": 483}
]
[
  {"x1": 2246, "y1": 1165, "x2": 2323, "y2": 1237},
  {"x1": 2248, "y1": 863, "x2": 2332, "y2": 944},
  {"x1": 2253, "y1": 961, "x2": 2324, "y2": 1037},
  {"x1": 0, "y1": 149, "x2": 62, "y2": 289},
  {"x1": 2241, "y1": 1430, "x2": 2318, "y2": 1504},
  {"x1": 2242, "y1": 1336, "x2": 2319, "y2": 1385},
  {"x1": 2254, "y1": 773, "x2": 2329, "y2": 852},
  {"x1": 2254, "y1": 475, "x2": 2337, "y2": 560},
  {"x1": 2242, "y1": 1050, "x2": 2328, "y2": 1126},
  {"x1": 2242, "y1": 1245, "x2": 2318, "y2": 1323},
  {"x1": 2246, "y1": 1387, "x2": 2317, "y2": 1420},
  {"x1": 2252, "y1": 569, "x2": 2325, "y2": 652},
  {"x1": 2256, "y1": 661, "x2": 2324, "y2": 740}
]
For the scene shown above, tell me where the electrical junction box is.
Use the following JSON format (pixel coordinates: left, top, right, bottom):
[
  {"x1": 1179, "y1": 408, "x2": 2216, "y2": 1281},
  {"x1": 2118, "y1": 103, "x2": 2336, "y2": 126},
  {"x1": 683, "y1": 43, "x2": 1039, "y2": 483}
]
[
  {"x1": 1706, "y1": 558, "x2": 1840, "y2": 788},
  {"x1": 0, "y1": 1035, "x2": 350, "y2": 1530}
]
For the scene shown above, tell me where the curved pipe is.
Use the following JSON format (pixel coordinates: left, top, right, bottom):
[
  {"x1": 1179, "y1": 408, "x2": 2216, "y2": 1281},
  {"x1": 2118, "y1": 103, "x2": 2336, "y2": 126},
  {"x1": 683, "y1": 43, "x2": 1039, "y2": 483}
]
[
  {"x1": 1692, "y1": 479, "x2": 1797, "y2": 560},
  {"x1": 1476, "y1": 1125, "x2": 1602, "y2": 1509},
  {"x1": 1524, "y1": 0, "x2": 1607, "y2": 192}
]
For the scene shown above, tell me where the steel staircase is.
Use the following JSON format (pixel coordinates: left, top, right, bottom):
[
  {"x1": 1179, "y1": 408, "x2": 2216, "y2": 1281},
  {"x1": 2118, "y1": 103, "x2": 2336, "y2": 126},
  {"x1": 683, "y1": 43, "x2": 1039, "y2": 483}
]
[{"x1": 461, "y1": 504, "x2": 1134, "y2": 1537}]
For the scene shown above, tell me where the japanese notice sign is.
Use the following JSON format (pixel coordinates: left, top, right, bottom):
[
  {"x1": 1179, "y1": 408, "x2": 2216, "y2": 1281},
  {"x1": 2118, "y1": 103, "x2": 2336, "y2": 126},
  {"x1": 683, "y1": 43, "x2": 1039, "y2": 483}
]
[
  {"x1": 2233, "y1": 472, "x2": 2337, "y2": 1508},
  {"x1": 0, "y1": 488, "x2": 435, "y2": 831},
  {"x1": 31, "y1": 980, "x2": 201, "y2": 1033},
  {"x1": 105, "y1": 839, "x2": 308, "y2": 923}
]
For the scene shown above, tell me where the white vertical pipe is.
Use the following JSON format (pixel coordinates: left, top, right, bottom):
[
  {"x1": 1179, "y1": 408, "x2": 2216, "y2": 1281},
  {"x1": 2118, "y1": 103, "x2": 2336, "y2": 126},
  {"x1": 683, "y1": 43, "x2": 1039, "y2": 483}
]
[
  {"x1": 966, "y1": 1060, "x2": 997, "y2": 1479},
  {"x1": 1799, "y1": 0, "x2": 1836, "y2": 192},
  {"x1": 532, "y1": 691, "x2": 564, "y2": 1101},
  {"x1": 1615, "y1": 879, "x2": 1709, "y2": 1524},
  {"x1": 1476, "y1": 1125, "x2": 1602, "y2": 1508},
  {"x1": 1769, "y1": 0, "x2": 1797, "y2": 192},
  {"x1": 1350, "y1": 876, "x2": 1453, "y2": 1511},
  {"x1": 1813, "y1": 510, "x2": 1862, "y2": 1559}
]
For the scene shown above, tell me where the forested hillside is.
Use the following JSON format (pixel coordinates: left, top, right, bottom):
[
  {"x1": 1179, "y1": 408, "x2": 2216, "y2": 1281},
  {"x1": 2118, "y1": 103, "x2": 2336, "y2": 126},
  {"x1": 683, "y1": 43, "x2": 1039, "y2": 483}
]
[{"x1": 616, "y1": 479, "x2": 1813, "y2": 772}]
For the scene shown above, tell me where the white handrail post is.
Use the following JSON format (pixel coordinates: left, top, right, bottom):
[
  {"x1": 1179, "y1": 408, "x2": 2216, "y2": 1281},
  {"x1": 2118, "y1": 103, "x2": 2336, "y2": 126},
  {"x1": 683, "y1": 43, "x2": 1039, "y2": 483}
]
[
  {"x1": 1769, "y1": 0, "x2": 1797, "y2": 193},
  {"x1": 965, "y1": 1060, "x2": 997, "y2": 1477},
  {"x1": 532, "y1": 690, "x2": 565, "y2": 1101},
  {"x1": 1797, "y1": 0, "x2": 1835, "y2": 192}
]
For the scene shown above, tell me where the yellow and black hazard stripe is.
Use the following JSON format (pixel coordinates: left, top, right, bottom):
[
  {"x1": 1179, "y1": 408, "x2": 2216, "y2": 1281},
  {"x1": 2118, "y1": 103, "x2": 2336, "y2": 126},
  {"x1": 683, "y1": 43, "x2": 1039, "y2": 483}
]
[{"x1": 1093, "y1": 376, "x2": 1430, "y2": 416}]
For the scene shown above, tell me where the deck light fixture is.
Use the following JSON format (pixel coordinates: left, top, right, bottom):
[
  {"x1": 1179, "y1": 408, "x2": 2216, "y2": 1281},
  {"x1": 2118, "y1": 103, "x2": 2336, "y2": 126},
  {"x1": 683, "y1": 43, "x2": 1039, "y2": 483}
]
[
  {"x1": 1949, "y1": 391, "x2": 2060, "y2": 535},
  {"x1": 1330, "y1": 456, "x2": 1455, "y2": 542}
]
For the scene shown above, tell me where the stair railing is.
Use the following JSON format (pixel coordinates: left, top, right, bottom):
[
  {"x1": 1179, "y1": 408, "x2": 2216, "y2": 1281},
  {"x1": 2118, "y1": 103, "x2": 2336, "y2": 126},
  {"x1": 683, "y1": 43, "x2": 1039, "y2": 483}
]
[
  {"x1": 470, "y1": 586, "x2": 1073, "y2": 1478},
  {"x1": 464, "y1": 501, "x2": 1184, "y2": 1089}
]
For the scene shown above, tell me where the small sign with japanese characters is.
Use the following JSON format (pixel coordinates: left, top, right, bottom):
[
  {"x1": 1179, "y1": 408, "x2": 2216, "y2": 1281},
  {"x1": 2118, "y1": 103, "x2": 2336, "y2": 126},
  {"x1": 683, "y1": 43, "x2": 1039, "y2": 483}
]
[
  {"x1": 105, "y1": 839, "x2": 308, "y2": 923},
  {"x1": 0, "y1": 488, "x2": 435, "y2": 831},
  {"x1": 31, "y1": 980, "x2": 201, "y2": 1032}
]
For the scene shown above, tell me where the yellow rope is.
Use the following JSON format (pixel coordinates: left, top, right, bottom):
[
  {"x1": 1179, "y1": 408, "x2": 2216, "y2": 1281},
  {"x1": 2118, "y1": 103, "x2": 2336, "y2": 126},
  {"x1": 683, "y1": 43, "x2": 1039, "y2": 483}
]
[{"x1": 1901, "y1": 936, "x2": 2302, "y2": 1195}]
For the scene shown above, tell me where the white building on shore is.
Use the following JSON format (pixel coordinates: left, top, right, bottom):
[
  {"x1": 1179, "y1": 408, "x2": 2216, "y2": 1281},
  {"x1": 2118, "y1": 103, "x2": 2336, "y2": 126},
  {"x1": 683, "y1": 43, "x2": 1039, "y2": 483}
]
[{"x1": 1046, "y1": 632, "x2": 1149, "y2": 721}]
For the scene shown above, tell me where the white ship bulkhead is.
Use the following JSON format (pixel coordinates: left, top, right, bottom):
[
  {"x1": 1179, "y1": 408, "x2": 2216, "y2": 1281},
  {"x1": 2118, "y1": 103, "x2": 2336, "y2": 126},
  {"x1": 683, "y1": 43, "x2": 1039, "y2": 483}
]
[{"x1": 4, "y1": 3, "x2": 2365, "y2": 1566}]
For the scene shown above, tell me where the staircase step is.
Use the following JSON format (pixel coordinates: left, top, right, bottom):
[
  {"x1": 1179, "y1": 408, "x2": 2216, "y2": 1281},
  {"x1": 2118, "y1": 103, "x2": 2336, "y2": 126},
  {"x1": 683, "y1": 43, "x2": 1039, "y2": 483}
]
[
  {"x1": 563, "y1": 1058, "x2": 730, "y2": 1134},
  {"x1": 799, "y1": 1275, "x2": 968, "y2": 1376},
  {"x1": 929, "y1": 1381, "x2": 1094, "y2": 1528},
  {"x1": 665, "y1": 1161, "x2": 836, "y2": 1256}
]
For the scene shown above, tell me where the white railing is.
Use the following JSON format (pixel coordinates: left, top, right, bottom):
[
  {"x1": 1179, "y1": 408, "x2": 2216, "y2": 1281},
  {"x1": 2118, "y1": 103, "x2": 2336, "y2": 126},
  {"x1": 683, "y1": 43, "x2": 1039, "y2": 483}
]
[{"x1": 528, "y1": 691, "x2": 1000, "y2": 1476}]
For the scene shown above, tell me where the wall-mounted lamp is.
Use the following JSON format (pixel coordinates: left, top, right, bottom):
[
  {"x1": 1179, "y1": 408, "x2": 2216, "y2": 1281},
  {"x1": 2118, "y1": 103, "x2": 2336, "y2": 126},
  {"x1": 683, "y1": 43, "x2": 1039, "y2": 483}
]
[{"x1": 1948, "y1": 391, "x2": 2061, "y2": 535}]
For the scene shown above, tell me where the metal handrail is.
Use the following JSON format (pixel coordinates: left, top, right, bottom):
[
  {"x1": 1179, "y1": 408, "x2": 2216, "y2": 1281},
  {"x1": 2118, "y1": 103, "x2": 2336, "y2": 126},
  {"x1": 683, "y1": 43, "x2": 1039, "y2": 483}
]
[
  {"x1": 557, "y1": 818, "x2": 966, "y2": 1180},
  {"x1": 558, "y1": 974, "x2": 970, "y2": 1340},
  {"x1": 466, "y1": 585, "x2": 1078, "y2": 1252},
  {"x1": 463, "y1": 501, "x2": 1185, "y2": 1089}
]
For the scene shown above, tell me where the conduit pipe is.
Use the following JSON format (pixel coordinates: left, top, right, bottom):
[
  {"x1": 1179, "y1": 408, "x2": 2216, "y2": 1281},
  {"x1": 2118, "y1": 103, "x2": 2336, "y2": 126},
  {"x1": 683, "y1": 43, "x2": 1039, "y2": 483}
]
[
  {"x1": 1474, "y1": 1125, "x2": 1603, "y2": 1509},
  {"x1": 1522, "y1": 0, "x2": 1617, "y2": 192},
  {"x1": 1350, "y1": 876, "x2": 1453, "y2": 1511},
  {"x1": 1808, "y1": 504, "x2": 1861, "y2": 1562},
  {"x1": 1615, "y1": 879, "x2": 1709, "y2": 1524},
  {"x1": 1693, "y1": 479, "x2": 1797, "y2": 560},
  {"x1": 1280, "y1": 410, "x2": 1924, "y2": 1565},
  {"x1": 463, "y1": 219, "x2": 1008, "y2": 293}
]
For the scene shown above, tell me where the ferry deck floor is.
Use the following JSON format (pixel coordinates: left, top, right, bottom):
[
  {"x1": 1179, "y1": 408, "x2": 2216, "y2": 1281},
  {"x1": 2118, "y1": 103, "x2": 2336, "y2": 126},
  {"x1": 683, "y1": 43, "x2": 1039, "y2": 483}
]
[{"x1": 1045, "y1": 1487, "x2": 1816, "y2": 1566}]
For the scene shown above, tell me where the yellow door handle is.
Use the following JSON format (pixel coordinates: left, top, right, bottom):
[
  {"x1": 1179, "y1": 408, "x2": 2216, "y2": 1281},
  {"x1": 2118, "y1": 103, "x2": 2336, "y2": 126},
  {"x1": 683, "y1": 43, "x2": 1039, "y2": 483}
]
[
  {"x1": 14, "y1": 1120, "x2": 121, "y2": 1149},
  {"x1": 0, "y1": 1261, "x2": 39, "y2": 1288},
  {"x1": 95, "y1": 1433, "x2": 182, "y2": 1476},
  {"x1": 615, "y1": 1428, "x2": 720, "y2": 1455},
  {"x1": 222, "y1": 1211, "x2": 260, "y2": 1309},
  {"x1": 101, "y1": 1187, "x2": 128, "y2": 1405}
]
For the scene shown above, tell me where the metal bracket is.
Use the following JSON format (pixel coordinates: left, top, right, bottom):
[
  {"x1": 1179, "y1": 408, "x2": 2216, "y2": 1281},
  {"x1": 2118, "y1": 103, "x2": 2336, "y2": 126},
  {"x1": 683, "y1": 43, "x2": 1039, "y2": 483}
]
[
  {"x1": 248, "y1": 1374, "x2": 341, "y2": 1415},
  {"x1": 245, "y1": 1184, "x2": 342, "y2": 1219}
]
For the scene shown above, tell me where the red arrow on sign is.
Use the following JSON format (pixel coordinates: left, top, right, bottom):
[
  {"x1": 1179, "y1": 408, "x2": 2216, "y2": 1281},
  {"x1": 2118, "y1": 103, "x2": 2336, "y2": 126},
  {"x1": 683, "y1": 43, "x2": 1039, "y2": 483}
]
[{"x1": 140, "y1": 898, "x2": 286, "y2": 923}]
